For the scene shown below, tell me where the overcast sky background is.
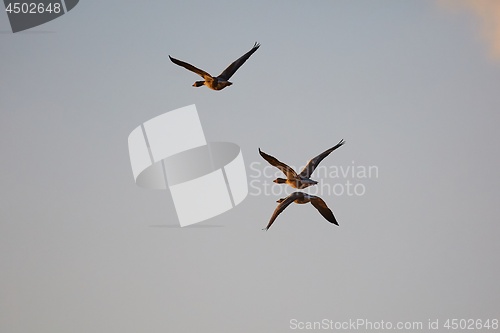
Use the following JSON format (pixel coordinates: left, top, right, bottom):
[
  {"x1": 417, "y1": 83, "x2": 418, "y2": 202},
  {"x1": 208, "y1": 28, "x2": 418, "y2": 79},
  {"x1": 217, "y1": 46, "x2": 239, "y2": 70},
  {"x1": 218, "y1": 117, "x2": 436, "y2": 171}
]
[{"x1": 1, "y1": 1, "x2": 500, "y2": 332}]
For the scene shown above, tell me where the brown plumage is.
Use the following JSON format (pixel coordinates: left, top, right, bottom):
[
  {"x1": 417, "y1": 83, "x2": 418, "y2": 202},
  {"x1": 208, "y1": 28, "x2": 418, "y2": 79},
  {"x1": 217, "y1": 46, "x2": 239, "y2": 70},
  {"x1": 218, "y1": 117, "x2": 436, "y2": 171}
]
[
  {"x1": 263, "y1": 192, "x2": 339, "y2": 231},
  {"x1": 259, "y1": 139, "x2": 345, "y2": 189},
  {"x1": 169, "y1": 42, "x2": 260, "y2": 90}
]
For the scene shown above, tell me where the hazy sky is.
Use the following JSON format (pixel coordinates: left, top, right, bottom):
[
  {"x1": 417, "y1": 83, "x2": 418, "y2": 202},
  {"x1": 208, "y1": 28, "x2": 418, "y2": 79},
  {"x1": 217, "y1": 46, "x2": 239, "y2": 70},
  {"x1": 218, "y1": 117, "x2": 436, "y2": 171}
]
[{"x1": 1, "y1": 1, "x2": 499, "y2": 332}]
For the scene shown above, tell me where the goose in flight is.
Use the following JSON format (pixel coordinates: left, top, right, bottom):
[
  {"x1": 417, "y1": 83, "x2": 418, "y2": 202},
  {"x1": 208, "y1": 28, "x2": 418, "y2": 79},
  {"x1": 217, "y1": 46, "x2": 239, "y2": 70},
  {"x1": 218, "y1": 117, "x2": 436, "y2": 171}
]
[
  {"x1": 263, "y1": 192, "x2": 339, "y2": 230},
  {"x1": 259, "y1": 139, "x2": 345, "y2": 189},
  {"x1": 169, "y1": 42, "x2": 260, "y2": 90}
]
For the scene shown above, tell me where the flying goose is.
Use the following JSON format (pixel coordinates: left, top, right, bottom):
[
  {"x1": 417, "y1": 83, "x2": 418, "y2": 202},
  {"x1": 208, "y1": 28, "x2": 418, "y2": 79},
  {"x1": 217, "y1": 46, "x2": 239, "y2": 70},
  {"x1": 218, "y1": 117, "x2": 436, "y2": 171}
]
[
  {"x1": 169, "y1": 42, "x2": 260, "y2": 90},
  {"x1": 259, "y1": 139, "x2": 345, "y2": 189},
  {"x1": 263, "y1": 192, "x2": 339, "y2": 230}
]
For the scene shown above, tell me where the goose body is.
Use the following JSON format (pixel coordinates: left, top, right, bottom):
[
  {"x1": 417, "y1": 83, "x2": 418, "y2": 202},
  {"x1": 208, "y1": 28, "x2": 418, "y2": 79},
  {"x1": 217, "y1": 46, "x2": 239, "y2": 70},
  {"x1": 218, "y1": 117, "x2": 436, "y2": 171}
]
[
  {"x1": 259, "y1": 139, "x2": 345, "y2": 189},
  {"x1": 264, "y1": 192, "x2": 338, "y2": 230},
  {"x1": 169, "y1": 42, "x2": 260, "y2": 90}
]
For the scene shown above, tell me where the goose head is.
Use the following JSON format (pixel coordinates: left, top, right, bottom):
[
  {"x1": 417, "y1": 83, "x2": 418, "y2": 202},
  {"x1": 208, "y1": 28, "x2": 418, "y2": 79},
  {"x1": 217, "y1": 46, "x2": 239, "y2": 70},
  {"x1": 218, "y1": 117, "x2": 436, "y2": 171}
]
[{"x1": 273, "y1": 178, "x2": 287, "y2": 184}]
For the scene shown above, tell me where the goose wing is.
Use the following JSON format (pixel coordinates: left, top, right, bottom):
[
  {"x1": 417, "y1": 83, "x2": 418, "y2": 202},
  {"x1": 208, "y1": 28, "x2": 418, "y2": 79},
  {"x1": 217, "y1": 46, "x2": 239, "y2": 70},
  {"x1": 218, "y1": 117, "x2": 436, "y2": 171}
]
[
  {"x1": 264, "y1": 192, "x2": 303, "y2": 230},
  {"x1": 169, "y1": 56, "x2": 212, "y2": 79},
  {"x1": 259, "y1": 148, "x2": 298, "y2": 179},
  {"x1": 299, "y1": 139, "x2": 345, "y2": 178},
  {"x1": 310, "y1": 196, "x2": 339, "y2": 225},
  {"x1": 217, "y1": 42, "x2": 260, "y2": 80}
]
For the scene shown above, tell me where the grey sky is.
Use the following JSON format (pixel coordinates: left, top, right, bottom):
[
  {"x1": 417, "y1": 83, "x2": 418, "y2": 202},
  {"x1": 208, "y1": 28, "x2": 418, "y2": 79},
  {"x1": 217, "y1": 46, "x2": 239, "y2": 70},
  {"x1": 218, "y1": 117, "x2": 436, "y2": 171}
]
[{"x1": 1, "y1": 1, "x2": 499, "y2": 332}]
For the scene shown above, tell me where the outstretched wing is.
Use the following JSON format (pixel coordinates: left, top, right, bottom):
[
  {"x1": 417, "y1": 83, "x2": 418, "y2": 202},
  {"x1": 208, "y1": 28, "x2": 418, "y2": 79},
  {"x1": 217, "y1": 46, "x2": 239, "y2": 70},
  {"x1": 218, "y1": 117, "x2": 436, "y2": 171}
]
[
  {"x1": 299, "y1": 139, "x2": 345, "y2": 178},
  {"x1": 310, "y1": 196, "x2": 339, "y2": 226},
  {"x1": 169, "y1": 56, "x2": 212, "y2": 79},
  {"x1": 264, "y1": 192, "x2": 303, "y2": 230},
  {"x1": 259, "y1": 148, "x2": 298, "y2": 179},
  {"x1": 218, "y1": 42, "x2": 260, "y2": 80}
]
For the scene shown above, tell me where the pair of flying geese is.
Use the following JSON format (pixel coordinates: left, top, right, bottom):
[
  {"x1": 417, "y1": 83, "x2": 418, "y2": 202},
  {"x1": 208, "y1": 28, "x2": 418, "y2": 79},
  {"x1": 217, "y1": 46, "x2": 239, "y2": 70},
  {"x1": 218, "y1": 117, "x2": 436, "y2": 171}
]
[
  {"x1": 259, "y1": 139, "x2": 345, "y2": 230},
  {"x1": 169, "y1": 43, "x2": 345, "y2": 230}
]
